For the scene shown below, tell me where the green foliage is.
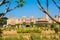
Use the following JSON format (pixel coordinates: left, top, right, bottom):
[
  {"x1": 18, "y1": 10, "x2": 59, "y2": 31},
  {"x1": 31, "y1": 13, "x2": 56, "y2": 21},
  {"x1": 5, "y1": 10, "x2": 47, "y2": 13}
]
[
  {"x1": 58, "y1": 28, "x2": 60, "y2": 32},
  {"x1": 41, "y1": 27, "x2": 47, "y2": 31},
  {"x1": 17, "y1": 27, "x2": 42, "y2": 33},
  {"x1": 33, "y1": 27, "x2": 42, "y2": 33},
  {"x1": 0, "y1": 17, "x2": 7, "y2": 25},
  {"x1": 22, "y1": 22, "x2": 26, "y2": 27},
  {"x1": 50, "y1": 35, "x2": 59, "y2": 40},
  {"x1": 19, "y1": 35, "x2": 24, "y2": 40},
  {"x1": 30, "y1": 22, "x2": 34, "y2": 27},
  {"x1": 0, "y1": 29, "x2": 3, "y2": 37},
  {"x1": 0, "y1": 13, "x2": 5, "y2": 17},
  {"x1": 0, "y1": 0, "x2": 25, "y2": 20},
  {"x1": 0, "y1": 37, "x2": 2, "y2": 40},
  {"x1": 3, "y1": 36, "x2": 28, "y2": 40},
  {"x1": 51, "y1": 24, "x2": 56, "y2": 28},
  {"x1": 23, "y1": 22, "x2": 26, "y2": 25},
  {"x1": 30, "y1": 34, "x2": 41, "y2": 40},
  {"x1": 19, "y1": 35, "x2": 28, "y2": 40},
  {"x1": 54, "y1": 27, "x2": 58, "y2": 33},
  {"x1": 0, "y1": 29, "x2": 3, "y2": 34},
  {"x1": 35, "y1": 23, "x2": 48, "y2": 27},
  {"x1": 17, "y1": 28, "x2": 27, "y2": 33},
  {"x1": 18, "y1": 0, "x2": 25, "y2": 7},
  {"x1": 15, "y1": 24, "x2": 20, "y2": 28},
  {"x1": 0, "y1": 20, "x2": 5, "y2": 25}
]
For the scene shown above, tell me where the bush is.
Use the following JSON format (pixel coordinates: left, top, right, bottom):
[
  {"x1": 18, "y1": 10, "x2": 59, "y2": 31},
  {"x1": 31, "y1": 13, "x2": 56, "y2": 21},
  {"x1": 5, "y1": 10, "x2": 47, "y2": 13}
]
[
  {"x1": 30, "y1": 34, "x2": 41, "y2": 40},
  {"x1": 51, "y1": 24, "x2": 56, "y2": 28},
  {"x1": 42, "y1": 27, "x2": 47, "y2": 31},
  {"x1": 54, "y1": 28, "x2": 58, "y2": 33},
  {"x1": 17, "y1": 27, "x2": 42, "y2": 33},
  {"x1": 17, "y1": 28, "x2": 22, "y2": 33},
  {"x1": 0, "y1": 37, "x2": 2, "y2": 40},
  {"x1": 33, "y1": 27, "x2": 42, "y2": 33},
  {"x1": 17, "y1": 28, "x2": 30, "y2": 33},
  {"x1": 50, "y1": 36, "x2": 59, "y2": 40},
  {"x1": 0, "y1": 29, "x2": 3, "y2": 37},
  {"x1": 58, "y1": 28, "x2": 60, "y2": 32},
  {"x1": 19, "y1": 35, "x2": 28, "y2": 40}
]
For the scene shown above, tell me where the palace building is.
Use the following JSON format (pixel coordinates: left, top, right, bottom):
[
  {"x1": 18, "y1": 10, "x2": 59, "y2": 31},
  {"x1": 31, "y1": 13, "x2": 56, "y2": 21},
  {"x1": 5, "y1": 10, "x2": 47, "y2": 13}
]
[
  {"x1": 6, "y1": 13, "x2": 49, "y2": 27},
  {"x1": 1, "y1": 14, "x2": 60, "y2": 27},
  {"x1": 7, "y1": 16, "x2": 36, "y2": 26},
  {"x1": 7, "y1": 14, "x2": 60, "y2": 25}
]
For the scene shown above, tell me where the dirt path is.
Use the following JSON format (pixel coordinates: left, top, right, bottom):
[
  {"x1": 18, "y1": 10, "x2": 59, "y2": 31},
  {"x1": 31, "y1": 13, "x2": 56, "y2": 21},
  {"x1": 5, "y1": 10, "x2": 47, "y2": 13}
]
[{"x1": 2, "y1": 30, "x2": 18, "y2": 38}]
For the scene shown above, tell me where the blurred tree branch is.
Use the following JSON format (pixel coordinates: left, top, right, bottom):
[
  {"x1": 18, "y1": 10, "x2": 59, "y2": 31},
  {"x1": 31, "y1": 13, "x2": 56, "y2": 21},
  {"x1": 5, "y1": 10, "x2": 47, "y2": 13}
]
[
  {"x1": 0, "y1": 0, "x2": 24, "y2": 19},
  {"x1": 37, "y1": 0, "x2": 60, "y2": 24}
]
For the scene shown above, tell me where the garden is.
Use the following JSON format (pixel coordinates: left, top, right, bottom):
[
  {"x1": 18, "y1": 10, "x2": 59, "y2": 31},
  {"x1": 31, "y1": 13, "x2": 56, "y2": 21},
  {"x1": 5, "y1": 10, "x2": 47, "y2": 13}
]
[{"x1": 0, "y1": 24, "x2": 60, "y2": 40}]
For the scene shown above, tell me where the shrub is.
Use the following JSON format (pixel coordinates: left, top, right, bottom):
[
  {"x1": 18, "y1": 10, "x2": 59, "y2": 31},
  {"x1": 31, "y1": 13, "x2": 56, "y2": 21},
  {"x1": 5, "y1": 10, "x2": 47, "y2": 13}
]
[
  {"x1": 17, "y1": 28, "x2": 22, "y2": 33},
  {"x1": 0, "y1": 37, "x2": 2, "y2": 40},
  {"x1": 17, "y1": 27, "x2": 42, "y2": 33},
  {"x1": 58, "y1": 28, "x2": 60, "y2": 32},
  {"x1": 42, "y1": 27, "x2": 47, "y2": 31},
  {"x1": 19, "y1": 35, "x2": 28, "y2": 40},
  {"x1": 33, "y1": 27, "x2": 42, "y2": 33},
  {"x1": 30, "y1": 34, "x2": 41, "y2": 40},
  {"x1": 17, "y1": 28, "x2": 29, "y2": 33},
  {"x1": 54, "y1": 28, "x2": 58, "y2": 33},
  {"x1": 0, "y1": 29, "x2": 3, "y2": 37},
  {"x1": 51, "y1": 24, "x2": 56, "y2": 28},
  {"x1": 30, "y1": 22, "x2": 34, "y2": 27},
  {"x1": 50, "y1": 36, "x2": 59, "y2": 40}
]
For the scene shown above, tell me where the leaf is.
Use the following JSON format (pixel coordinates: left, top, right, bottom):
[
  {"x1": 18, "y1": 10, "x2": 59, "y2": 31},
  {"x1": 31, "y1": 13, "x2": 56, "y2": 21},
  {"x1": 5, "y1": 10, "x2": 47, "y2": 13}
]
[
  {"x1": 0, "y1": 13, "x2": 5, "y2": 17},
  {"x1": 18, "y1": 2, "x2": 24, "y2": 7}
]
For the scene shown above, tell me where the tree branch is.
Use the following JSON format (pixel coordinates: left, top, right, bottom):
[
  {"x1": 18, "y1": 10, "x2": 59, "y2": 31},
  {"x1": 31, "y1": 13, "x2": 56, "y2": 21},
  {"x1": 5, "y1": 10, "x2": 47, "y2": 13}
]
[
  {"x1": 0, "y1": 0, "x2": 5, "y2": 6},
  {"x1": 0, "y1": 0, "x2": 21, "y2": 19},
  {"x1": 0, "y1": 0, "x2": 18, "y2": 19},
  {"x1": 37, "y1": 0, "x2": 60, "y2": 24},
  {"x1": 46, "y1": 0, "x2": 48, "y2": 10},
  {"x1": 52, "y1": 0, "x2": 60, "y2": 9}
]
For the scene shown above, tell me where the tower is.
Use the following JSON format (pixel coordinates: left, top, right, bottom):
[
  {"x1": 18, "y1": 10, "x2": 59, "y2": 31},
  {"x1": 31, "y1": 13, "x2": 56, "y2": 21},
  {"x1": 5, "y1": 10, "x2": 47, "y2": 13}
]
[
  {"x1": 22, "y1": 16, "x2": 26, "y2": 22},
  {"x1": 30, "y1": 16, "x2": 34, "y2": 22}
]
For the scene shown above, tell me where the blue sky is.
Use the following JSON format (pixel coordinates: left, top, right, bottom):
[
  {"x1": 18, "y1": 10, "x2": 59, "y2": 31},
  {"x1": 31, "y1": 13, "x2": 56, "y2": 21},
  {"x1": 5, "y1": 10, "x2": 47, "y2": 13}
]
[{"x1": 0, "y1": 0, "x2": 60, "y2": 19}]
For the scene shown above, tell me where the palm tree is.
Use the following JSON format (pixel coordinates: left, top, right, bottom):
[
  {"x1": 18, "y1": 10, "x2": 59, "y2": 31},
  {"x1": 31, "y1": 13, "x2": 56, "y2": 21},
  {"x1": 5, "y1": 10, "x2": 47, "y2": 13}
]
[{"x1": 37, "y1": 0, "x2": 60, "y2": 24}]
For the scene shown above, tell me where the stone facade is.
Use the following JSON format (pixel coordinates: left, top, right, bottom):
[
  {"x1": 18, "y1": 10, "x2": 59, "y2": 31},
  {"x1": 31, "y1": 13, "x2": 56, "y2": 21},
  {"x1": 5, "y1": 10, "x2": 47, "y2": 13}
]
[
  {"x1": 7, "y1": 18, "x2": 21, "y2": 25},
  {"x1": 6, "y1": 14, "x2": 60, "y2": 26},
  {"x1": 7, "y1": 16, "x2": 36, "y2": 25}
]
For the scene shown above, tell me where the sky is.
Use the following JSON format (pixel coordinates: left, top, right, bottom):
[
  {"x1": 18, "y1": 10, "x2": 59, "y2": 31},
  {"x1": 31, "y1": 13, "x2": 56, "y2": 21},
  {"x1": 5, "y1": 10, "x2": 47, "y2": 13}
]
[{"x1": 0, "y1": 0, "x2": 60, "y2": 19}]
